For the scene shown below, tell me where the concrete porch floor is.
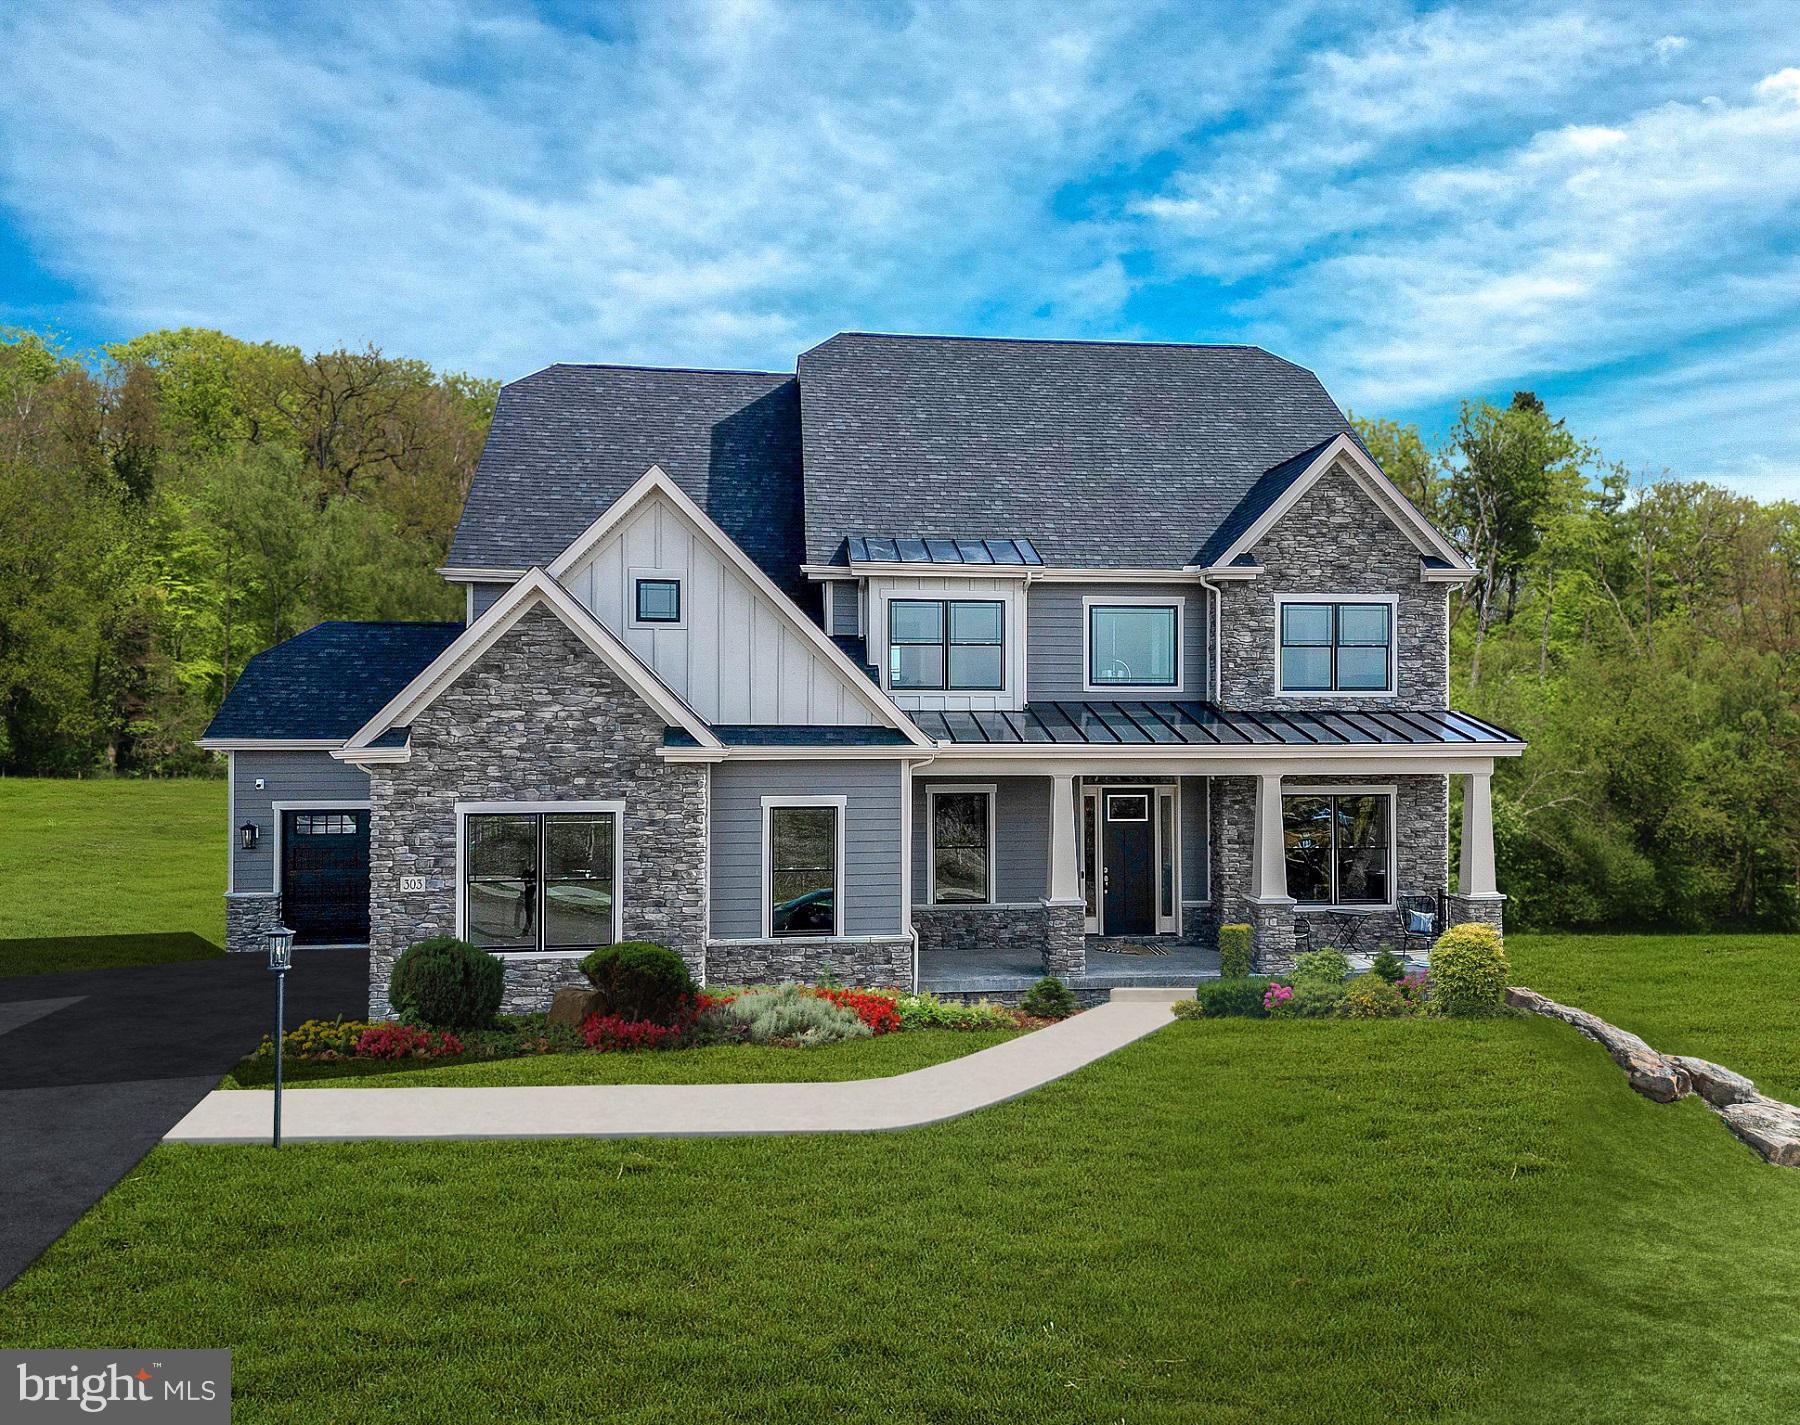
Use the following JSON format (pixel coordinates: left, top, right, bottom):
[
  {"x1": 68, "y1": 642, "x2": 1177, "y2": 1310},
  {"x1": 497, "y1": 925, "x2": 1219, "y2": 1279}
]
[{"x1": 919, "y1": 940, "x2": 1221, "y2": 995}]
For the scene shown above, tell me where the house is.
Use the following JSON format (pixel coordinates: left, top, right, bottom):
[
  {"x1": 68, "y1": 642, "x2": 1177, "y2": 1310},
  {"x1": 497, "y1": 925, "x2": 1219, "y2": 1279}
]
[{"x1": 201, "y1": 334, "x2": 1521, "y2": 1016}]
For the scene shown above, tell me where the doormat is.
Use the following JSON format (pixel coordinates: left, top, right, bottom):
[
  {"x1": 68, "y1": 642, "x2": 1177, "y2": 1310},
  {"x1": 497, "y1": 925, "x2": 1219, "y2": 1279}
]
[{"x1": 1098, "y1": 941, "x2": 1172, "y2": 957}]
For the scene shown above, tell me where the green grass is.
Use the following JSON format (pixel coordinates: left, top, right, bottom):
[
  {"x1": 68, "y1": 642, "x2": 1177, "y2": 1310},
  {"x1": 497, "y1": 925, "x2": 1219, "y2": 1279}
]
[
  {"x1": 0, "y1": 777, "x2": 225, "y2": 969},
  {"x1": 1507, "y1": 932, "x2": 1800, "y2": 1100},
  {"x1": 7, "y1": 988, "x2": 1800, "y2": 1423},
  {"x1": 224, "y1": 1028, "x2": 1019, "y2": 1088}
]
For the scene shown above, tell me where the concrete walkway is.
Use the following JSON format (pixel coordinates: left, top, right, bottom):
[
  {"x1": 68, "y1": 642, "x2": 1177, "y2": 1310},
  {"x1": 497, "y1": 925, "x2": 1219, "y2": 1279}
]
[{"x1": 164, "y1": 995, "x2": 1179, "y2": 1144}]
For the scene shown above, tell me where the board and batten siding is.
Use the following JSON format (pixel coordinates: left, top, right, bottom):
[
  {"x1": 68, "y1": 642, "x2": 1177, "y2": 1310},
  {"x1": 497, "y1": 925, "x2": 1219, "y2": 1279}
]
[
  {"x1": 561, "y1": 494, "x2": 877, "y2": 726},
  {"x1": 708, "y1": 760, "x2": 906, "y2": 939},
  {"x1": 1026, "y1": 582, "x2": 1210, "y2": 701},
  {"x1": 232, "y1": 749, "x2": 370, "y2": 893},
  {"x1": 866, "y1": 573, "x2": 1031, "y2": 713},
  {"x1": 911, "y1": 775, "x2": 1049, "y2": 904}
]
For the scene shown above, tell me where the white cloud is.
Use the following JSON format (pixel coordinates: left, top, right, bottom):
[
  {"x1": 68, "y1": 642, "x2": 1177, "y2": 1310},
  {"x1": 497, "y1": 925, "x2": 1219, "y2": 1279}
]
[{"x1": 1655, "y1": 34, "x2": 1690, "y2": 62}]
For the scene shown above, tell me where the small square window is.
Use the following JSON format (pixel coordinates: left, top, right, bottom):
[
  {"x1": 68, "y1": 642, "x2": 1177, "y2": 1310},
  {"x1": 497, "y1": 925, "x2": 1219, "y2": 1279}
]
[{"x1": 635, "y1": 579, "x2": 681, "y2": 624}]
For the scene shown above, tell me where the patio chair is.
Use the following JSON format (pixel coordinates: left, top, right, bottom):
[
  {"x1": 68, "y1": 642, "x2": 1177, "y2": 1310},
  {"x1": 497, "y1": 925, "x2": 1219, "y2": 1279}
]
[{"x1": 1396, "y1": 894, "x2": 1441, "y2": 960}]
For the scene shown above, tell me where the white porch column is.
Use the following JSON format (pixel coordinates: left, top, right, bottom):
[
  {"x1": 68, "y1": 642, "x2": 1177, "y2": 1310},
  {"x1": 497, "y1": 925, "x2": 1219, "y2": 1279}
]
[
  {"x1": 1458, "y1": 770, "x2": 1498, "y2": 897},
  {"x1": 1250, "y1": 771, "x2": 1289, "y2": 901},
  {"x1": 1046, "y1": 773, "x2": 1082, "y2": 905}
]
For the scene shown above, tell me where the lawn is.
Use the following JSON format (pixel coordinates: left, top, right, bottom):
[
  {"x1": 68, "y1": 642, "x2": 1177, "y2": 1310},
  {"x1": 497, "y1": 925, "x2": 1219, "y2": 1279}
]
[
  {"x1": 0, "y1": 776, "x2": 225, "y2": 970},
  {"x1": 6, "y1": 992, "x2": 1800, "y2": 1423},
  {"x1": 1507, "y1": 932, "x2": 1800, "y2": 1100},
  {"x1": 224, "y1": 1027, "x2": 1020, "y2": 1088}
]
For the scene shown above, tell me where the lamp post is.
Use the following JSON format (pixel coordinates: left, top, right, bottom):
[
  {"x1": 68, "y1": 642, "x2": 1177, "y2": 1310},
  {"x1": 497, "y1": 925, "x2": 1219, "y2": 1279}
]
[{"x1": 266, "y1": 926, "x2": 295, "y2": 1148}]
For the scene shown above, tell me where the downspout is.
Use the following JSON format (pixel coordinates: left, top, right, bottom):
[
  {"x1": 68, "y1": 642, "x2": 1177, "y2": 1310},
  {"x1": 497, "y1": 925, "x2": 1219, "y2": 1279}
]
[
  {"x1": 905, "y1": 749, "x2": 938, "y2": 992},
  {"x1": 1189, "y1": 568, "x2": 1223, "y2": 702}
]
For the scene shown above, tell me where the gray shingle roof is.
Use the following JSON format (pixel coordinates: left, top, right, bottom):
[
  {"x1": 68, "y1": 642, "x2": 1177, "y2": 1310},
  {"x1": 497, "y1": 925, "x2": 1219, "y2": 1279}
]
[
  {"x1": 447, "y1": 364, "x2": 807, "y2": 598},
  {"x1": 797, "y1": 333, "x2": 1355, "y2": 568},
  {"x1": 204, "y1": 622, "x2": 463, "y2": 742}
]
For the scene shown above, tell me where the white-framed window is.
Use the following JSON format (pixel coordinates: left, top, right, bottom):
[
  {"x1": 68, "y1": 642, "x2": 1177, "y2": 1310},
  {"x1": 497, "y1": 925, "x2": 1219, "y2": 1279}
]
[
  {"x1": 887, "y1": 598, "x2": 1005, "y2": 691},
  {"x1": 456, "y1": 800, "x2": 624, "y2": 954},
  {"x1": 629, "y1": 569, "x2": 685, "y2": 629},
  {"x1": 762, "y1": 795, "x2": 846, "y2": 939},
  {"x1": 1276, "y1": 596, "x2": 1395, "y2": 694},
  {"x1": 1281, "y1": 786, "x2": 1394, "y2": 907},
  {"x1": 927, "y1": 783, "x2": 996, "y2": 904},
  {"x1": 1084, "y1": 596, "x2": 1182, "y2": 692}
]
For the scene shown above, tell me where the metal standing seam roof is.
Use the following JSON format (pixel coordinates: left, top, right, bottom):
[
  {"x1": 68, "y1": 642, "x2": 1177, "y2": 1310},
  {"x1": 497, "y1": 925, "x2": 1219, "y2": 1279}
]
[
  {"x1": 908, "y1": 701, "x2": 1520, "y2": 748},
  {"x1": 846, "y1": 536, "x2": 1043, "y2": 566}
]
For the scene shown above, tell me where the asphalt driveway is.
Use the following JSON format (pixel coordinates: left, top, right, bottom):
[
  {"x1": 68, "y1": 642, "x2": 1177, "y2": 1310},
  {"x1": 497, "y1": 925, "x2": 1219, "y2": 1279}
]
[{"x1": 0, "y1": 949, "x2": 367, "y2": 1288}]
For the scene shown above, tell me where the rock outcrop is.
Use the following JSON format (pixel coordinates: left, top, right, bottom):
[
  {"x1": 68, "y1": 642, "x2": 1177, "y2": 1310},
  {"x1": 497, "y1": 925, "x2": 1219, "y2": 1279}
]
[{"x1": 1504, "y1": 987, "x2": 1690, "y2": 1103}]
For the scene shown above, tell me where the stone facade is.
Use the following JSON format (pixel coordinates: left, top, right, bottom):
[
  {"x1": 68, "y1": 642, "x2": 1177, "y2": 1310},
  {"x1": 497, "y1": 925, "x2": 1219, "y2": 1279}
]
[
  {"x1": 1246, "y1": 898, "x2": 1297, "y2": 974},
  {"x1": 913, "y1": 905, "x2": 1056, "y2": 958},
  {"x1": 1448, "y1": 892, "x2": 1506, "y2": 936},
  {"x1": 705, "y1": 938, "x2": 913, "y2": 989},
  {"x1": 1215, "y1": 461, "x2": 1450, "y2": 710},
  {"x1": 225, "y1": 892, "x2": 285, "y2": 953},
  {"x1": 364, "y1": 604, "x2": 708, "y2": 1017},
  {"x1": 1040, "y1": 901, "x2": 1087, "y2": 978}
]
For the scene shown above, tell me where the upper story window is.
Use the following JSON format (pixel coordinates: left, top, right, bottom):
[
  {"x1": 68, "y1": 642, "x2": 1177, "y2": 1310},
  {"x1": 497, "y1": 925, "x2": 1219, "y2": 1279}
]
[
  {"x1": 1086, "y1": 601, "x2": 1179, "y2": 689},
  {"x1": 634, "y1": 578, "x2": 682, "y2": 624},
  {"x1": 888, "y1": 599, "x2": 1004, "y2": 691},
  {"x1": 1279, "y1": 600, "x2": 1392, "y2": 692}
]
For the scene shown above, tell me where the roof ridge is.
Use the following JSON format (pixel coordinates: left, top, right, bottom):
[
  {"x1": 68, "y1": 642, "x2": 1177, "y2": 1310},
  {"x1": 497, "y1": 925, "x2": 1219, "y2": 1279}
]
[
  {"x1": 529, "y1": 361, "x2": 793, "y2": 380},
  {"x1": 812, "y1": 331, "x2": 1279, "y2": 355}
]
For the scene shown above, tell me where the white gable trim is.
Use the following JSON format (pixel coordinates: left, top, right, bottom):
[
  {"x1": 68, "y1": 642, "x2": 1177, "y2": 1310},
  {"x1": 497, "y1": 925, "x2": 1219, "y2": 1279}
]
[
  {"x1": 547, "y1": 465, "x2": 934, "y2": 746},
  {"x1": 1204, "y1": 434, "x2": 1470, "y2": 572},
  {"x1": 341, "y1": 567, "x2": 721, "y2": 752}
]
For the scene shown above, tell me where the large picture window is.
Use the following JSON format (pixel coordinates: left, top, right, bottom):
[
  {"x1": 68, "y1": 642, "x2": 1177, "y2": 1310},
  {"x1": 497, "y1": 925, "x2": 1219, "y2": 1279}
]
[
  {"x1": 1087, "y1": 603, "x2": 1178, "y2": 688},
  {"x1": 888, "y1": 599, "x2": 1004, "y2": 691},
  {"x1": 1279, "y1": 601, "x2": 1392, "y2": 692},
  {"x1": 463, "y1": 808, "x2": 618, "y2": 952},
  {"x1": 929, "y1": 789, "x2": 992, "y2": 903},
  {"x1": 1282, "y1": 792, "x2": 1391, "y2": 906},
  {"x1": 767, "y1": 802, "x2": 841, "y2": 937}
]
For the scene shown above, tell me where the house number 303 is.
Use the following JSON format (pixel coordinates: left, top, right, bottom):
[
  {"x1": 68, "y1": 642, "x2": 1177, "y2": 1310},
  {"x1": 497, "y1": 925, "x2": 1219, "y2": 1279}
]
[{"x1": 398, "y1": 875, "x2": 428, "y2": 893}]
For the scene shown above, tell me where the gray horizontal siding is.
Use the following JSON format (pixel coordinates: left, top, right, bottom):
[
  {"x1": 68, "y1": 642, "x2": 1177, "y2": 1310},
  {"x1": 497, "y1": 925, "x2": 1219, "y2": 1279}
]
[
  {"x1": 1026, "y1": 582, "x2": 1210, "y2": 701},
  {"x1": 911, "y1": 775, "x2": 1049, "y2": 905},
  {"x1": 709, "y1": 759, "x2": 905, "y2": 939},
  {"x1": 829, "y1": 581, "x2": 860, "y2": 636},
  {"x1": 1181, "y1": 776, "x2": 1210, "y2": 901},
  {"x1": 232, "y1": 749, "x2": 371, "y2": 894},
  {"x1": 470, "y1": 581, "x2": 511, "y2": 618}
]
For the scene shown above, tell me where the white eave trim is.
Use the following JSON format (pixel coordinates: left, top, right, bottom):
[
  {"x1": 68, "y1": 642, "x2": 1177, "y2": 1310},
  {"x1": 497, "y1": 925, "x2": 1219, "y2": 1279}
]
[
  {"x1": 341, "y1": 567, "x2": 722, "y2": 752},
  {"x1": 333, "y1": 744, "x2": 410, "y2": 765},
  {"x1": 547, "y1": 465, "x2": 933, "y2": 747},
  {"x1": 658, "y1": 745, "x2": 943, "y2": 763},
  {"x1": 197, "y1": 737, "x2": 344, "y2": 751},
  {"x1": 1200, "y1": 434, "x2": 1473, "y2": 574},
  {"x1": 437, "y1": 566, "x2": 529, "y2": 581},
  {"x1": 1421, "y1": 562, "x2": 1478, "y2": 584}
]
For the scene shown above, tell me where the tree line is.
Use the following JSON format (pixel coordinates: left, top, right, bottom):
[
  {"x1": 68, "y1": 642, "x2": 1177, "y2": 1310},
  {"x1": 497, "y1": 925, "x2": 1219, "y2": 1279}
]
[{"x1": 2, "y1": 326, "x2": 1794, "y2": 930}]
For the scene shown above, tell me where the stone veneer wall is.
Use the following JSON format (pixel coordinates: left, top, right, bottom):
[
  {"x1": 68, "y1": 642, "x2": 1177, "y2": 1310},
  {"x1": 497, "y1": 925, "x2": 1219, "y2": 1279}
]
[
  {"x1": 225, "y1": 892, "x2": 285, "y2": 953},
  {"x1": 706, "y1": 938, "x2": 913, "y2": 989},
  {"x1": 1215, "y1": 462, "x2": 1450, "y2": 710},
  {"x1": 364, "y1": 604, "x2": 708, "y2": 1018},
  {"x1": 1208, "y1": 772, "x2": 1449, "y2": 969},
  {"x1": 913, "y1": 904, "x2": 1087, "y2": 980},
  {"x1": 1447, "y1": 893, "x2": 1506, "y2": 935}
]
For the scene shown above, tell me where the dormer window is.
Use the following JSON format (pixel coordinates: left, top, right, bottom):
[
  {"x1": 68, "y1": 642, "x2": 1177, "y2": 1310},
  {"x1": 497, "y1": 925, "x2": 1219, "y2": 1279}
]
[
  {"x1": 888, "y1": 599, "x2": 1004, "y2": 691},
  {"x1": 633, "y1": 577, "x2": 682, "y2": 625}
]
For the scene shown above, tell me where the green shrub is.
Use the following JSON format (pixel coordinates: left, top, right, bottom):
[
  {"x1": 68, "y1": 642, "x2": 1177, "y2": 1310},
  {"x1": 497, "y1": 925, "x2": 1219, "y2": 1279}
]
[
  {"x1": 1171, "y1": 999, "x2": 1203, "y2": 1020},
  {"x1": 1292, "y1": 947, "x2": 1350, "y2": 986},
  {"x1": 701, "y1": 983, "x2": 871, "y2": 1046},
  {"x1": 1339, "y1": 975, "x2": 1410, "y2": 1019},
  {"x1": 1218, "y1": 923, "x2": 1253, "y2": 979},
  {"x1": 1189, "y1": 976, "x2": 1274, "y2": 1018},
  {"x1": 388, "y1": 937, "x2": 504, "y2": 1029},
  {"x1": 1266, "y1": 977, "x2": 1346, "y2": 1019},
  {"x1": 893, "y1": 992, "x2": 1018, "y2": 1031},
  {"x1": 1370, "y1": 947, "x2": 1405, "y2": 983},
  {"x1": 1020, "y1": 976, "x2": 1078, "y2": 1020},
  {"x1": 579, "y1": 942, "x2": 696, "y2": 1025},
  {"x1": 1430, "y1": 922, "x2": 1509, "y2": 1016}
]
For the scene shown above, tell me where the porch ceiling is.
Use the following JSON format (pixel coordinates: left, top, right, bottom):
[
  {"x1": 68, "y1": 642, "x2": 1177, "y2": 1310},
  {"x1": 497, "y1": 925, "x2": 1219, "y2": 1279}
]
[{"x1": 910, "y1": 700, "x2": 1518, "y2": 749}]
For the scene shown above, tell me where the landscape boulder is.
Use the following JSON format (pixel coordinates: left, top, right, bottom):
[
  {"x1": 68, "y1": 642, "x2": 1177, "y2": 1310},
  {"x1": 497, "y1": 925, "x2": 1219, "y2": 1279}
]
[
  {"x1": 1505, "y1": 987, "x2": 1691, "y2": 1102},
  {"x1": 547, "y1": 986, "x2": 602, "y2": 1032},
  {"x1": 1717, "y1": 1097, "x2": 1800, "y2": 1168},
  {"x1": 1669, "y1": 1055, "x2": 1759, "y2": 1108}
]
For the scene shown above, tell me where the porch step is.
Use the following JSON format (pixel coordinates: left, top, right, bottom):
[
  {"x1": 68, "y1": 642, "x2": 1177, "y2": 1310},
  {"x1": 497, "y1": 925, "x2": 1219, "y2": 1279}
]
[{"x1": 1108, "y1": 987, "x2": 1193, "y2": 1004}]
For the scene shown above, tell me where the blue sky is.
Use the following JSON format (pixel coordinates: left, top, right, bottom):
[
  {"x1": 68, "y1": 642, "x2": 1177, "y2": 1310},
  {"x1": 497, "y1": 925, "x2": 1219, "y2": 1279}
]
[{"x1": 3, "y1": 0, "x2": 1799, "y2": 498}]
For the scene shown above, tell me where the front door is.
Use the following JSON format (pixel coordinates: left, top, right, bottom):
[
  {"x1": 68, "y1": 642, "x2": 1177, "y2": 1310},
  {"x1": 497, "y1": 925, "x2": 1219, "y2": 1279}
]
[
  {"x1": 282, "y1": 809, "x2": 370, "y2": 945},
  {"x1": 1101, "y1": 790, "x2": 1155, "y2": 935}
]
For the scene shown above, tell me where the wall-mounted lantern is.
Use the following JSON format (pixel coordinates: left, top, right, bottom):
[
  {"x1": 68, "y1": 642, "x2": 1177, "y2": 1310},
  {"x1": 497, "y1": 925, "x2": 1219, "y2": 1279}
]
[{"x1": 239, "y1": 821, "x2": 259, "y2": 851}]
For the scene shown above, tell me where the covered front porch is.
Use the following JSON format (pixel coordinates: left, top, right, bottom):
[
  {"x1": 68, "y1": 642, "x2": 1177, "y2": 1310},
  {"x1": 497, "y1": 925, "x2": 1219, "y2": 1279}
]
[{"x1": 919, "y1": 938, "x2": 1223, "y2": 995}]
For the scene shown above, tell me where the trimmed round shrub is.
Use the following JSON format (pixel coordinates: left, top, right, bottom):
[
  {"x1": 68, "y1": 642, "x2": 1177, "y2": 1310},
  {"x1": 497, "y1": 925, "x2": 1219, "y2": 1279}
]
[
  {"x1": 1021, "y1": 975, "x2": 1078, "y2": 1020},
  {"x1": 1217, "y1": 923, "x2": 1253, "y2": 979},
  {"x1": 1339, "y1": 975, "x2": 1410, "y2": 1019},
  {"x1": 1190, "y1": 976, "x2": 1274, "y2": 1018},
  {"x1": 388, "y1": 937, "x2": 504, "y2": 1029},
  {"x1": 1291, "y1": 947, "x2": 1351, "y2": 986},
  {"x1": 1171, "y1": 999, "x2": 1204, "y2": 1021},
  {"x1": 1430, "y1": 922, "x2": 1509, "y2": 1016},
  {"x1": 579, "y1": 942, "x2": 696, "y2": 1025}
]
